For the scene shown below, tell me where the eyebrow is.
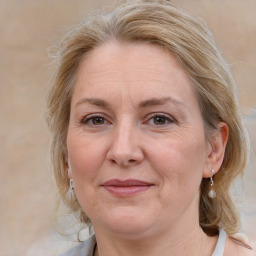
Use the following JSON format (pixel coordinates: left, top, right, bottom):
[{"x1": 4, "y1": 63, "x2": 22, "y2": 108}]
[
  {"x1": 139, "y1": 97, "x2": 186, "y2": 108},
  {"x1": 75, "y1": 96, "x2": 186, "y2": 109},
  {"x1": 75, "y1": 98, "x2": 110, "y2": 108}
]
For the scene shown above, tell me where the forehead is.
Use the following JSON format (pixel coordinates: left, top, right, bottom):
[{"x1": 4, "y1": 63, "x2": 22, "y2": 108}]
[
  {"x1": 71, "y1": 41, "x2": 198, "y2": 109},
  {"x1": 77, "y1": 41, "x2": 186, "y2": 80}
]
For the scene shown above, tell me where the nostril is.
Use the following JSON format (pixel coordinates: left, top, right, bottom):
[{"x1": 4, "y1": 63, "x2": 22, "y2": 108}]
[{"x1": 110, "y1": 158, "x2": 137, "y2": 167}]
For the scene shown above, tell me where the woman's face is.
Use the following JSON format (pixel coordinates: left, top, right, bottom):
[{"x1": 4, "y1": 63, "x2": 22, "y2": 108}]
[{"x1": 67, "y1": 41, "x2": 213, "y2": 238}]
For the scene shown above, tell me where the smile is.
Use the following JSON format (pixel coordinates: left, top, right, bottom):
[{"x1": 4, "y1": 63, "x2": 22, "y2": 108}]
[{"x1": 101, "y1": 179, "x2": 154, "y2": 197}]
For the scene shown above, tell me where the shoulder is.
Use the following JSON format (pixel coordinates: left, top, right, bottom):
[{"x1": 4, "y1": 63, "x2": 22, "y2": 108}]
[
  {"x1": 225, "y1": 235, "x2": 255, "y2": 256},
  {"x1": 59, "y1": 235, "x2": 96, "y2": 256}
]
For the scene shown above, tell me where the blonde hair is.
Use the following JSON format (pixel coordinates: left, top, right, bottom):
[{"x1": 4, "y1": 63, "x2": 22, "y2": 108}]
[{"x1": 46, "y1": 0, "x2": 249, "y2": 236}]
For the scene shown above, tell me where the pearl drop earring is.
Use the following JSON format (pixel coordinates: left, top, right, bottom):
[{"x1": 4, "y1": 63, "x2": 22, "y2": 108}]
[
  {"x1": 69, "y1": 179, "x2": 74, "y2": 190},
  {"x1": 208, "y1": 169, "x2": 216, "y2": 198}
]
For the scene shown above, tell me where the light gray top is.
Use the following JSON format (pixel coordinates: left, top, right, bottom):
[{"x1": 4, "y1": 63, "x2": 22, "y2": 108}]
[
  {"x1": 60, "y1": 229, "x2": 227, "y2": 256},
  {"x1": 60, "y1": 235, "x2": 96, "y2": 256},
  {"x1": 212, "y1": 229, "x2": 227, "y2": 256}
]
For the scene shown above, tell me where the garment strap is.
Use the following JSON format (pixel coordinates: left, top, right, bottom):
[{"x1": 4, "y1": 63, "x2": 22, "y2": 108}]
[{"x1": 212, "y1": 229, "x2": 226, "y2": 256}]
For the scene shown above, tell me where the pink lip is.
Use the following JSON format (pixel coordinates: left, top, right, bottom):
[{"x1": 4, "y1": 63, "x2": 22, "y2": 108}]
[{"x1": 101, "y1": 179, "x2": 154, "y2": 197}]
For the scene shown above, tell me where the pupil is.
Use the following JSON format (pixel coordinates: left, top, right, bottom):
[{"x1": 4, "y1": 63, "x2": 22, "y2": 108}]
[
  {"x1": 154, "y1": 117, "x2": 165, "y2": 125},
  {"x1": 93, "y1": 117, "x2": 104, "y2": 125}
]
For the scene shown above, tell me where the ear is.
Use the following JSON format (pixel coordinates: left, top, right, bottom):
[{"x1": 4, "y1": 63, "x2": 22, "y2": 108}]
[{"x1": 203, "y1": 122, "x2": 229, "y2": 178}]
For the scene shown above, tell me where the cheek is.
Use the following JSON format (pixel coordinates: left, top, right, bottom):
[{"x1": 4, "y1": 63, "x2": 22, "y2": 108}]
[
  {"x1": 151, "y1": 138, "x2": 206, "y2": 171},
  {"x1": 67, "y1": 136, "x2": 105, "y2": 214},
  {"x1": 148, "y1": 136, "x2": 207, "y2": 192},
  {"x1": 67, "y1": 135, "x2": 105, "y2": 182}
]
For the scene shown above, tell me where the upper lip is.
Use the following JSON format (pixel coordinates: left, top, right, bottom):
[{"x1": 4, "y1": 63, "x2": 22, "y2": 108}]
[{"x1": 101, "y1": 179, "x2": 154, "y2": 187}]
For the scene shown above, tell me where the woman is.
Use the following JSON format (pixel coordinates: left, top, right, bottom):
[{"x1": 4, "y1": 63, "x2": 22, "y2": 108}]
[{"x1": 46, "y1": 1, "x2": 254, "y2": 255}]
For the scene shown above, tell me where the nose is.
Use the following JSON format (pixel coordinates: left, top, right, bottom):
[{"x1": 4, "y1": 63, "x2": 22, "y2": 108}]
[{"x1": 106, "y1": 121, "x2": 144, "y2": 167}]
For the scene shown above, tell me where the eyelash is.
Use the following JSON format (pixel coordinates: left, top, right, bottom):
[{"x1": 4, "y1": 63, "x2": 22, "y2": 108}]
[
  {"x1": 80, "y1": 113, "x2": 175, "y2": 127},
  {"x1": 145, "y1": 113, "x2": 174, "y2": 126},
  {"x1": 80, "y1": 113, "x2": 109, "y2": 126}
]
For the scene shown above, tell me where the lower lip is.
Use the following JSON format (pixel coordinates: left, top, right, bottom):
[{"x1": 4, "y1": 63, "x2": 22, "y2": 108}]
[{"x1": 102, "y1": 185, "x2": 152, "y2": 197}]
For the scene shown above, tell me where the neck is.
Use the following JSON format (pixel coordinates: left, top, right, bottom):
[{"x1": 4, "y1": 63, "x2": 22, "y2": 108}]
[
  {"x1": 93, "y1": 193, "x2": 218, "y2": 256},
  {"x1": 93, "y1": 218, "x2": 217, "y2": 256}
]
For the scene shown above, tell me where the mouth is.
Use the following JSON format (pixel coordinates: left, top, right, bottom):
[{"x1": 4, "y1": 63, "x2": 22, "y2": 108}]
[{"x1": 101, "y1": 179, "x2": 154, "y2": 197}]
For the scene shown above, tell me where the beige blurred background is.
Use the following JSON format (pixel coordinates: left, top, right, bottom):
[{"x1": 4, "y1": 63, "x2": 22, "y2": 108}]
[{"x1": 0, "y1": 0, "x2": 255, "y2": 255}]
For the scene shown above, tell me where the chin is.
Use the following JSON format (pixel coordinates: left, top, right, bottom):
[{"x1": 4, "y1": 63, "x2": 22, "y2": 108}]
[{"x1": 93, "y1": 206, "x2": 158, "y2": 239}]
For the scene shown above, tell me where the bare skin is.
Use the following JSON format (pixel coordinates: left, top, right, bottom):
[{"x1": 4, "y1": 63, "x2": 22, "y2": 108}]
[{"x1": 67, "y1": 41, "x2": 253, "y2": 256}]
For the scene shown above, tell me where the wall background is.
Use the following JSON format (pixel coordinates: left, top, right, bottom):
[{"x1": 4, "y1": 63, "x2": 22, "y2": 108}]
[{"x1": 0, "y1": 0, "x2": 255, "y2": 255}]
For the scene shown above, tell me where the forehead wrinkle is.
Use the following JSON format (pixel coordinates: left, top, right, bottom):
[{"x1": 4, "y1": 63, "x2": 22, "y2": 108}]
[{"x1": 73, "y1": 42, "x2": 194, "y2": 114}]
